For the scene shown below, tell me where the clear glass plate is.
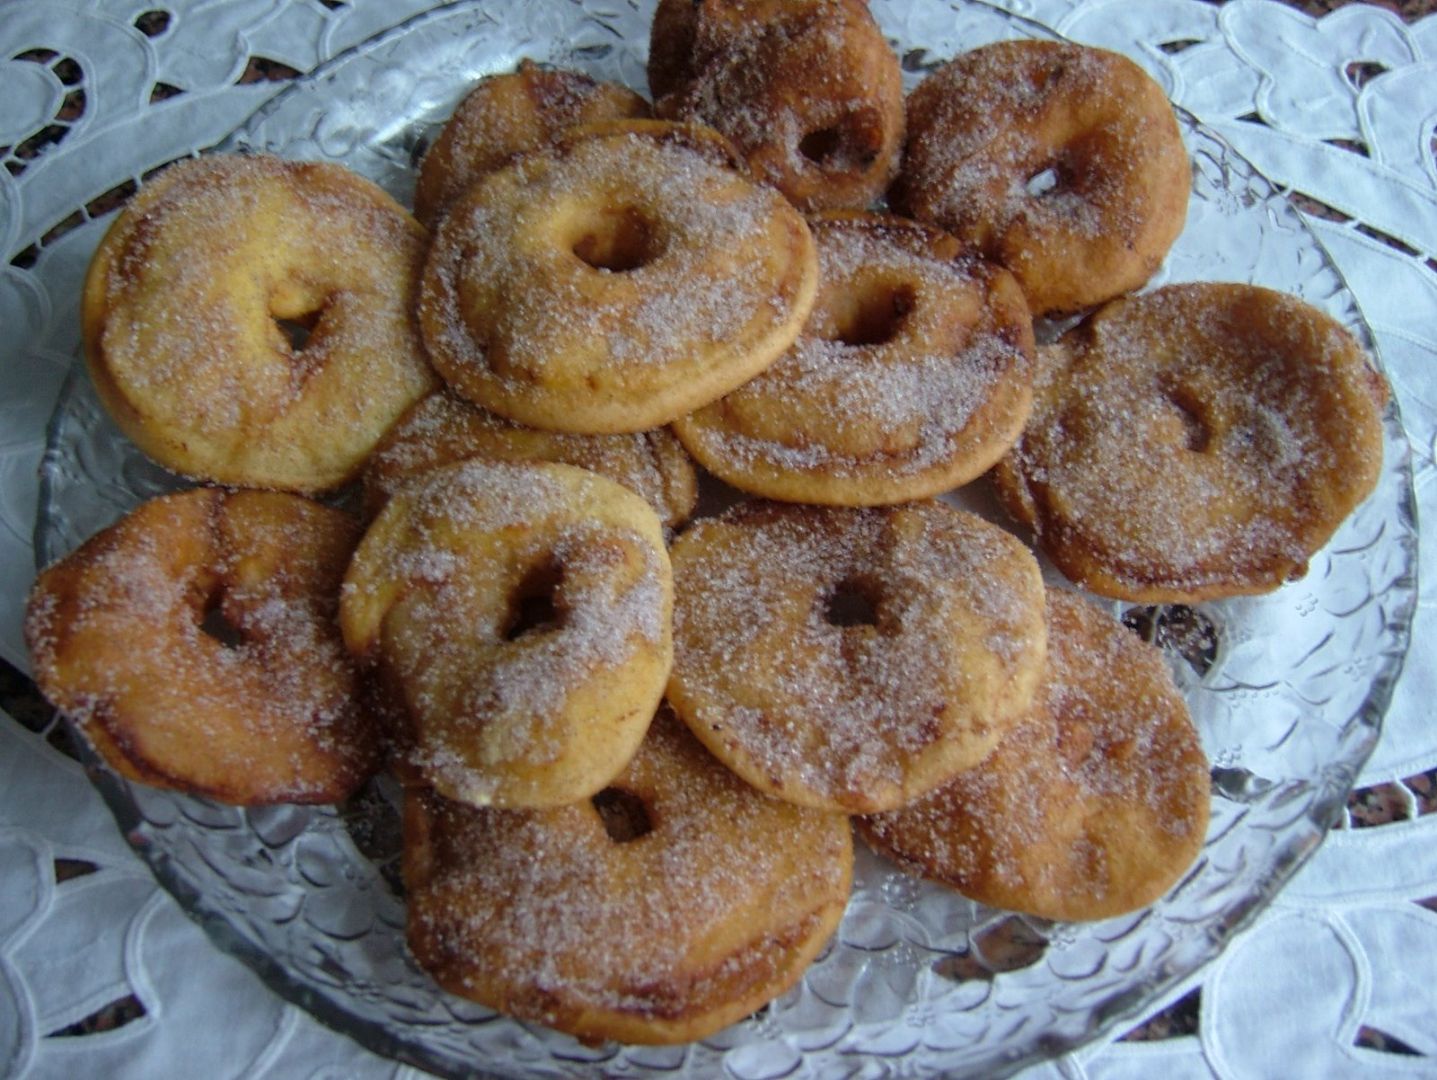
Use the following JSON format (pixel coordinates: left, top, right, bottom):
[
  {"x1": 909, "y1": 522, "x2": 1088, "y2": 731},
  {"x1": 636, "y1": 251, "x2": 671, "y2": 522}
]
[{"x1": 35, "y1": 1, "x2": 1419, "y2": 1077}]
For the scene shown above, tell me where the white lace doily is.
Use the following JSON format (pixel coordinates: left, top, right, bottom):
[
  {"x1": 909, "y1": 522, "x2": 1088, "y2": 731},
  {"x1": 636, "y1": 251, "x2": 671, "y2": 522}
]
[{"x1": 2, "y1": 1, "x2": 1434, "y2": 1077}]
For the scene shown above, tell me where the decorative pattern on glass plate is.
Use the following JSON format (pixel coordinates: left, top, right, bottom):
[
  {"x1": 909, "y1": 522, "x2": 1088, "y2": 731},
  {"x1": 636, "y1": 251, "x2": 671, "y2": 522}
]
[{"x1": 33, "y1": 2, "x2": 1418, "y2": 1077}]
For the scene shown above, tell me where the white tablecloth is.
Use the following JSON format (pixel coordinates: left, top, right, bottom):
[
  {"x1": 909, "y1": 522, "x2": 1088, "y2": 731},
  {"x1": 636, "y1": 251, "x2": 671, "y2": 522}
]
[{"x1": 2, "y1": 1, "x2": 1434, "y2": 1076}]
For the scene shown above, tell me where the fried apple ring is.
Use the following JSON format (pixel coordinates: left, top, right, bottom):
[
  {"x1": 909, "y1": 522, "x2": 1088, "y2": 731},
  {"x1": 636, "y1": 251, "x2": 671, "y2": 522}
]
[
  {"x1": 363, "y1": 390, "x2": 698, "y2": 527},
  {"x1": 651, "y1": 0, "x2": 904, "y2": 212},
  {"x1": 859, "y1": 589, "x2": 1211, "y2": 921},
  {"x1": 894, "y1": 40, "x2": 1190, "y2": 315},
  {"x1": 25, "y1": 489, "x2": 378, "y2": 805},
  {"x1": 82, "y1": 154, "x2": 436, "y2": 493},
  {"x1": 341, "y1": 459, "x2": 673, "y2": 809},
  {"x1": 418, "y1": 120, "x2": 818, "y2": 434},
  {"x1": 403, "y1": 709, "x2": 853, "y2": 1045},
  {"x1": 414, "y1": 61, "x2": 651, "y2": 227},
  {"x1": 666, "y1": 500, "x2": 1048, "y2": 813},
  {"x1": 993, "y1": 283, "x2": 1388, "y2": 602},
  {"x1": 673, "y1": 212, "x2": 1034, "y2": 505}
]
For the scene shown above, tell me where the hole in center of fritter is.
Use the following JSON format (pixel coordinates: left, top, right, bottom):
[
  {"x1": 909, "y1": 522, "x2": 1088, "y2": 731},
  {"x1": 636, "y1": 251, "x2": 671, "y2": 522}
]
[
  {"x1": 273, "y1": 308, "x2": 322, "y2": 352},
  {"x1": 592, "y1": 787, "x2": 652, "y2": 842},
  {"x1": 800, "y1": 126, "x2": 844, "y2": 165},
  {"x1": 799, "y1": 107, "x2": 882, "y2": 169},
  {"x1": 572, "y1": 205, "x2": 661, "y2": 273},
  {"x1": 825, "y1": 577, "x2": 880, "y2": 628},
  {"x1": 826, "y1": 283, "x2": 914, "y2": 347},
  {"x1": 1025, "y1": 166, "x2": 1060, "y2": 198},
  {"x1": 199, "y1": 593, "x2": 245, "y2": 648},
  {"x1": 1162, "y1": 384, "x2": 1213, "y2": 453},
  {"x1": 503, "y1": 560, "x2": 565, "y2": 642}
]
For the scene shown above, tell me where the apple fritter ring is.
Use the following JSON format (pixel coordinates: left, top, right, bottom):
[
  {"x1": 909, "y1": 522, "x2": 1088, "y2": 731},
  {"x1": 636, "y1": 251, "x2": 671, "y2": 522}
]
[
  {"x1": 673, "y1": 212, "x2": 1035, "y2": 505},
  {"x1": 341, "y1": 459, "x2": 673, "y2": 809},
  {"x1": 666, "y1": 501, "x2": 1047, "y2": 814},
  {"x1": 24, "y1": 488, "x2": 379, "y2": 805},
  {"x1": 403, "y1": 709, "x2": 853, "y2": 1046},
  {"x1": 894, "y1": 40, "x2": 1190, "y2": 315},
  {"x1": 418, "y1": 120, "x2": 818, "y2": 434},
  {"x1": 414, "y1": 60, "x2": 651, "y2": 227},
  {"x1": 859, "y1": 589, "x2": 1211, "y2": 921},
  {"x1": 362, "y1": 390, "x2": 698, "y2": 527},
  {"x1": 81, "y1": 154, "x2": 436, "y2": 493},
  {"x1": 650, "y1": 0, "x2": 904, "y2": 212},
  {"x1": 993, "y1": 283, "x2": 1388, "y2": 603}
]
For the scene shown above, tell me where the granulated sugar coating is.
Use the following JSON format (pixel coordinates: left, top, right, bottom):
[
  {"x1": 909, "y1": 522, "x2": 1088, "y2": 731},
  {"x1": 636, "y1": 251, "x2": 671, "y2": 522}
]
[
  {"x1": 413, "y1": 61, "x2": 650, "y2": 227},
  {"x1": 24, "y1": 488, "x2": 379, "y2": 804},
  {"x1": 418, "y1": 121, "x2": 817, "y2": 434},
  {"x1": 859, "y1": 589, "x2": 1211, "y2": 921},
  {"x1": 341, "y1": 458, "x2": 674, "y2": 809},
  {"x1": 650, "y1": 0, "x2": 904, "y2": 211},
  {"x1": 403, "y1": 709, "x2": 853, "y2": 1046},
  {"x1": 895, "y1": 39, "x2": 1190, "y2": 314},
  {"x1": 667, "y1": 500, "x2": 1048, "y2": 814},
  {"x1": 993, "y1": 283, "x2": 1388, "y2": 602},
  {"x1": 81, "y1": 154, "x2": 436, "y2": 493},
  {"x1": 362, "y1": 390, "x2": 698, "y2": 527},
  {"x1": 674, "y1": 212, "x2": 1035, "y2": 505}
]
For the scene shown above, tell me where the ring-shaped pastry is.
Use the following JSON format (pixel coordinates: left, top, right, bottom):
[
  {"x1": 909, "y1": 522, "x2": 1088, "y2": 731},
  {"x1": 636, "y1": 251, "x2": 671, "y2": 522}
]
[
  {"x1": 993, "y1": 283, "x2": 1388, "y2": 602},
  {"x1": 666, "y1": 500, "x2": 1048, "y2": 814},
  {"x1": 895, "y1": 40, "x2": 1190, "y2": 315},
  {"x1": 341, "y1": 459, "x2": 673, "y2": 809},
  {"x1": 859, "y1": 589, "x2": 1211, "y2": 921},
  {"x1": 994, "y1": 280, "x2": 1385, "y2": 600},
  {"x1": 673, "y1": 212, "x2": 1034, "y2": 505},
  {"x1": 418, "y1": 120, "x2": 818, "y2": 434},
  {"x1": 651, "y1": 0, "x2": 904, "y2": 211},
  {"x1": 414, "y1": 61, "x2": 651, "y2": 227},
  {"x1": 363, "y1": 391, "x2": 698, "y2": 527},
  {"x1": 82, "y1": 154, "x2": 436, "y2": 493},
  {"x1": 403, "y1": 709, "x2": 853, "y2": 1045},
  {"x1": 25, "y1": 488, "x2": 379, "y2": 804}
]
